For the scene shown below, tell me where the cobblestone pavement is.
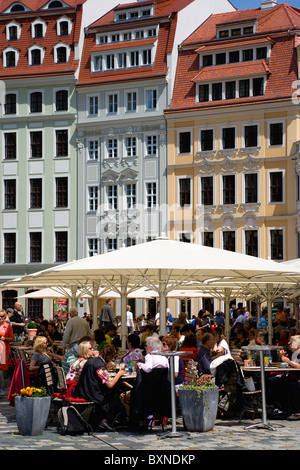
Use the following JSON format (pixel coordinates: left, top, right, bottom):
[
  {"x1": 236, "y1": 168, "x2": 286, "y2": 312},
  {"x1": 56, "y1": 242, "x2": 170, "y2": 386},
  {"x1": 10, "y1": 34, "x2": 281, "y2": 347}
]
[{"x1": 1, "y1": 392, "x2": 299, "y2": 454}]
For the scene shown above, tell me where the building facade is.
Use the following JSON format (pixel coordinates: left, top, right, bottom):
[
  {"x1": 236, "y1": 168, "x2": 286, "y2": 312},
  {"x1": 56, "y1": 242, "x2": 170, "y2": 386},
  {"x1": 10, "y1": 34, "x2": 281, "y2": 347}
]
[
  {"x1": 166, "y1": 1, "x2": 300, "y2": 260},
  {"x1": 76, "y1": 0, "x2": 235, "y2": 258}
]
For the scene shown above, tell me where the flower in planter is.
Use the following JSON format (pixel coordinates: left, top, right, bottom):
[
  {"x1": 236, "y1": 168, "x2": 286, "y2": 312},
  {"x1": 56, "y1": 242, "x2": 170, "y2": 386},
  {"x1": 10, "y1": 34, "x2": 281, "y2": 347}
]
[{"x1": 16, "y1": 386, "x2": 48, "y2": 398}]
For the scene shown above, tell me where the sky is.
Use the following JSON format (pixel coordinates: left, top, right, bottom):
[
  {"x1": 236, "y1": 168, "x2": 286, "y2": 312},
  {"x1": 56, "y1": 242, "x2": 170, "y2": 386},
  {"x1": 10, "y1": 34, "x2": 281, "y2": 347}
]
[{"x1": 231, "y1": 0, "x2": 300, "y2": 9}]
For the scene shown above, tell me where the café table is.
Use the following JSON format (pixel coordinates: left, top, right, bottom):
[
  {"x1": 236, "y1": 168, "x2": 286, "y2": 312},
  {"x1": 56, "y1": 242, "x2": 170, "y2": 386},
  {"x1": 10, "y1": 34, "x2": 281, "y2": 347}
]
[
  {"x1": 151, "y1": 350, "x2": 193, "y2": 438},
  {"x1": 241, "y1": 345, "x2": 284, "y2": 431}
]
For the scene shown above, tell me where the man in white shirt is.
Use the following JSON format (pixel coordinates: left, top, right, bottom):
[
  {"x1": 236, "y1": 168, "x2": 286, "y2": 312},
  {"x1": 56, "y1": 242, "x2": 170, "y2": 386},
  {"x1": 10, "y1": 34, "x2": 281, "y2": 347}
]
[{"x1": 138, "y1": 336, "x2": 168, "y2": 372}]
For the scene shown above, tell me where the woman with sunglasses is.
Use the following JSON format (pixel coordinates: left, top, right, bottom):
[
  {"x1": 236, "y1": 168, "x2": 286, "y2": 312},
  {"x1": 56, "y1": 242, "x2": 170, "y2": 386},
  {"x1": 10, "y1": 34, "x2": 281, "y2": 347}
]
[{"x1": 0, "y1": 310, "x2": 14, "y2": 396}]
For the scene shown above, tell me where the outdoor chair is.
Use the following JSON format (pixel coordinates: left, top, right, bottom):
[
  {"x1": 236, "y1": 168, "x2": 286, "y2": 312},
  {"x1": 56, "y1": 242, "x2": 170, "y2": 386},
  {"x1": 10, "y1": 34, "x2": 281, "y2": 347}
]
[
  {"x1": 183, "y1": 359, "x2": 199, "y2": 384},
  {"x1": 129, "y1": 367, "x2": 171, "y2": 431},
  {"x1": 43, "y1": 364, "x2": 95, "y2": 426}
]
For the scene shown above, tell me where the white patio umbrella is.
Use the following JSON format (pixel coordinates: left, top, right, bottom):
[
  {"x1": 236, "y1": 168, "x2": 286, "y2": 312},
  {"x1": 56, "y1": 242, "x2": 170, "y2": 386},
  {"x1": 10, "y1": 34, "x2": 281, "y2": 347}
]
[{"x1": 3, "y1": 237, "x2": 300, "y2": 345}]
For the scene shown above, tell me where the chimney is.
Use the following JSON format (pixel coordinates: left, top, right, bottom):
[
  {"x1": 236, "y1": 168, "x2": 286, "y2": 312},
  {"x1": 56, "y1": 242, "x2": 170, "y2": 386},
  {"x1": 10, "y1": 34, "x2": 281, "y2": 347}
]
[{"x1": 261, "y1": 0, "x2": 277, "y2": 9}]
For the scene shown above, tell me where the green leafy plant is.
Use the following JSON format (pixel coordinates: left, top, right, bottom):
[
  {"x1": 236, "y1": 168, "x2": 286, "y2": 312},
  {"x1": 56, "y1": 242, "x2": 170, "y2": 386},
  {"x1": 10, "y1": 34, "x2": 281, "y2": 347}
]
[
  {"x1": 27, "y1": 321, "x2": 37, "y2": 329},
  {"x1": 15, "y1": 386, "x2": 48, "y2": 397}
]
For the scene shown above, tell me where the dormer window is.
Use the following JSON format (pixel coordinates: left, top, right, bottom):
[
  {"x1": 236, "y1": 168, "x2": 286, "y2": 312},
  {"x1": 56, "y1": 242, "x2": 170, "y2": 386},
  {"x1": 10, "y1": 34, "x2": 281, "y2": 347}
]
[
  {"x1": 114, "y1": 4, "x2": 154, "y2": 22},
  {"x1": 57, "y1": 17, "x2": 72, "y2": 36},
  {"x1": 217, "y1": 22, "x2": 256, "y2": 39},
  {"x1": 6, "y1": 22, "x2": 22, "y2": 41},
  {"x1": 10, "y1": 4, "x2": 25, "y2": 12},
  {"x1": 53, "y1": 42, "x2": 71, "y2": 63},
  {"x1": 28, "y1": 45, "x2": 45, "y2": 65},
  {"x1": 48, "y1": 1, "x2": 63, "y2": 8},
  {"x1": 3, "y1": 47, "x2": 19, "y2": 67},
  {"x1": 31, "y1": 19, "x2": 47, "y2": 39}
]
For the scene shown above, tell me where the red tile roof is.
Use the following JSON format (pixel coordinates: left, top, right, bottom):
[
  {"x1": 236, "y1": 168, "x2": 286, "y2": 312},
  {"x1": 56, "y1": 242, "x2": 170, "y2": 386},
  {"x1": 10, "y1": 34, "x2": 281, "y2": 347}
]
[
  {"x1": 77, "y1": 0, "x2": 195, "y2": 86},
  {"x1": 0, "y1": 0, "x2": 85, "y2": 14},
  {"x1": 167, "y1": 3, "x2": 300, "y2": 112},
  {"x1": 0, "y1": 1, "x2": 84, "y2": 79},
  {"x1": 192, "y1": 59, "x2": 270, "y2": 82}
]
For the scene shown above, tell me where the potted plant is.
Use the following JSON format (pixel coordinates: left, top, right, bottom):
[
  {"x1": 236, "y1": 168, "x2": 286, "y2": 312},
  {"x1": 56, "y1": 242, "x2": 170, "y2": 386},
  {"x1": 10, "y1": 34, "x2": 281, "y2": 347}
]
[
  {"x1": 26, "y1": 321, "x2": 37, "y2": 338},
  {"x1": 178, "y1": 365, "x2": 219, "y2": 432},
  {"x1": 14, "y1": 387, "x2": 51, "y2": 436}
]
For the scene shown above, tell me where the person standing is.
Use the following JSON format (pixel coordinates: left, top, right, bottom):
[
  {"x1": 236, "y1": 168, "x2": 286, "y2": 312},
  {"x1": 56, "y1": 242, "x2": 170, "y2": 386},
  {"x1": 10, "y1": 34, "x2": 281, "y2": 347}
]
[
  {"x1": 10, "y1": 302, "x2": 25, "y2": 339},
  {"x1": 99, "y1": 299, "x2": 115, "y2": 329},
  {"x1": 62, "y1": 307, "x2": 91, "y2": 351},
  {"x1": 0, "y1": 310, "x2": 14, "y2": 395},
  {"x1": 126, "y1": 305, "x2": 134, "y2": 334}
]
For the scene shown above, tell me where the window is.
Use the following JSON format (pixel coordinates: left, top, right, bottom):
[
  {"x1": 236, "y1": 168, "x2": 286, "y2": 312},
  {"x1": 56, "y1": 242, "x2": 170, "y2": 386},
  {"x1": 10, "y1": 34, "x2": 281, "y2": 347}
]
[
  {"x1": 200, "y1": 129, "x2": 213, "y2": 151},
  {"x1": 125, "y1": 137, "x2": 137, "y2": 157},
  {"x1": 203, "y1": 232, "x2": 213, "y2": 247},
  {"x1": 59, "y1": 21, "x2": 69, "y2": 36},
  {"x1": 93, "y1": 55, "x2": 102, "y2": 71},
  {"x1": 30, "y1": 49, "x2": 41, "y2": 65},
  {"x1": 126, "y1": 183, "x2": 136, "y2": 208},
  {"x1": 245, "y1": 230, "x2": 258, "y2": 257},
  {"x1": 4, "y1": 132, "x2": 16, "y2": 160},
  {"x1": 244, "y1": 125, "x2": 258, "y2": 147},
  {"x1": 253, "y1": 77, "x2": 264, "y2": 96},
  {"x1": 56, "y1": 90, "x2": 68, "y2": 111},
  {"x1": 146, "y1": 182, "x2": 157, "y2": 208},
  {"x1": 199, "y1": 84, "x2": 209, "y2": 102},
  {"x1": 8, "y1": 25, "x2": 17, "y2": 40},
  {"x1": 88, "y1": 239, "x2": 98, "y2": 257},
  {"x1": 223, "y1": 231, "x2": 235, "y2": 252},
  {"x1": 146, "y1": 89, "x2": 157, "y2": 110},
  {"x1": 4, "y1": 233, "x2": 16, "y2": 263},
  {"x1": 107, "y1": 94, "x2": 118, "y2": 114},
  {"x1": 30, "y1": 92, "x2": 42, "y2": 113},
  {"x1": 88, "y1": 140, "x2": 98, "y2": 160},
  {"x1": 88, "y1": 186, "x2": 98, "y2": 212},
  {"x1": 130, "y1": 51, "x2": 139, "y2": 67},
  {"x1": 178, "y1": 131, "x2": 191, "y2": 154},
  {"x1": 107, "y1": 139, "x2": 117, "y2": 158},
  {"x1": 106, "y1": 54, "x2": 115, "y2": 70},
  {"x1": 179, "y1": 178, "x2": 191, "y2": 207},
  {"x1": 269, "y1": 171, "x2": 283, "y2": 203},
  {"x1": 242, "y1": 49, "x2": 253, "y2": 61},
  {"x1": 4, "y1": 180, "x2": 16, "y2": 210},
  {"x1": 225, "y1": 81, "x2": 236, "y2": 100},
  {"x1": 107, "y1": 238, "x2": 117, "y2": 251},
  {"x1": 256, "y1": 47, "x2": 267, "y2": 59},
  {"x1": 126, "y1": 92, "x2": 137, "y2": 112},
  {"x1": 146, "y1": 135, "x2": 157, "y2": 156},
  {"x1": 30, "y1": 178, "x2": 42, "y2": 209},
  {"x1": 201, "y1": 176, "x2": 213, "y2": 205},
  {"x1": 118, "y1": 52, "x2": 127, "y2": 68},
  {"x1": 223, "y1": 175, "x2": 235, "y2": 204},
  {"x1": 212, "y1": 83, "x2": 222, "y2": 101},
  {"x1": 179, "y1": 232, "x2": 192, "y2": 243},
  {"x1": 30, "y1": 232, "x2": 42, "y2": 263},
  {"x1": 55, "y1": 130, "x2": 68, "y2": 157},
  {"x1": 56, "y1": 46, "x2": 67, "y2": 63},
  {"x1": 142, "y1": 49, "x2": 151, "y2": 65},
  {"x1": 55, "y1": 231, "x2": 68, "y2": 262},
  {"x1": 5, "y1": 51, "x2": 16, "y2": 67},
  {"x1": 30, "y1": 131, "x2": 43, "y2": 159},
  {"x1": 88, "y1": 95, "x2": 98, "y2": 116},
  {"x1": 216, "y1": 53, "x2": 226, "y2": 65},
  {"x1": 270, "y1": 229, "x2": 283, "y2": 260},
  {"x1": 202, "y1": 55, "x2": 213, "y2": 67},
  {"x1": 229, "y1": 51, "x2": 239, "y2": 63},
  {"x1": 4, "y1": 94, "x2": 16, "y2": 115},
  {"x1": 269, "y1": 123, "x2": 283, "y2": 146},
  {"x1": 56, "y1": 177, "x2": 68, "y2": 207},
  {"x1": 239, "y1": 79, "x2": 250, "y2": 98},
  {"x1": 107, "y1": 185, "x2": 118, "y2": 210},
  {"x1": 244, "y1": 173, "x2": 257, "y2": 203},
  {"x1": 33, "y1": 23, "x2": 43, "y2": 38},
  {"x1": 222, "y1": 127, "x2": 235, "y2": 149}
]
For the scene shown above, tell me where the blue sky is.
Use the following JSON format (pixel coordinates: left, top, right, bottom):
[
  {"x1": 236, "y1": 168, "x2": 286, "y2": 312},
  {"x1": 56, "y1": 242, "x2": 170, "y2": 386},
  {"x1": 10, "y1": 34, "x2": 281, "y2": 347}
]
[{"x1": 231, "y1": 0, "x2": 300, "y2": 9}]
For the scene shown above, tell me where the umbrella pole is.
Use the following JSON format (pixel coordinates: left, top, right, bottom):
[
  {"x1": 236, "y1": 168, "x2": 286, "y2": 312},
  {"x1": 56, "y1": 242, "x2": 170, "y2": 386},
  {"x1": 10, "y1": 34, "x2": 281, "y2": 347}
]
[{"x1": 120, "y1": 277, "x2": 128, "y2": 349}]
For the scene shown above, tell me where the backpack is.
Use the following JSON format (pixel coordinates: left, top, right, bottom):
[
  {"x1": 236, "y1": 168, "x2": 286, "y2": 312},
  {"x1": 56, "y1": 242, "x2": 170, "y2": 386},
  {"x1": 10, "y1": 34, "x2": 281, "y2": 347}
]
[{"x1": 57, "y1": 405, "x2": 93, "y2": 435}]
